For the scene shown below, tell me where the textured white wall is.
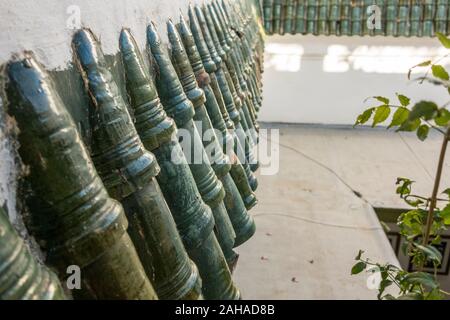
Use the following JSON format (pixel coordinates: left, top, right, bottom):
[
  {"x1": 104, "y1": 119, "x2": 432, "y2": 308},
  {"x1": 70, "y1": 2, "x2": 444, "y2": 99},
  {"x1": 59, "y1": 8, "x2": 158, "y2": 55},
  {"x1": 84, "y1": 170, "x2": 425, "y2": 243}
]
[
  {"x1": 259, "y1": 34, "x2": 450, "y2": 125},
  {"x1": 0, "y1": 97, "x2": 19, "y2": 222},
  {"x1": 0, "y1": 0, "x2": 204, "y2": 69}
]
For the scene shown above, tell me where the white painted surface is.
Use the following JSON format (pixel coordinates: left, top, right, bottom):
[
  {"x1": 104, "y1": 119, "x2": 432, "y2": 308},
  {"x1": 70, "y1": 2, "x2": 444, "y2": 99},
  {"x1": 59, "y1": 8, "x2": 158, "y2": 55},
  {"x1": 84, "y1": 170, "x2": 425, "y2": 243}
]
[
  {"x1": 0, "y1": 0, "x2": 203, "y2": 70},
  {"x1": 260, "y1": 35, "x2": 450, "y2": 125},
  {"x1": 0, "y1": 97, "x2": 18, "y2": 222}
]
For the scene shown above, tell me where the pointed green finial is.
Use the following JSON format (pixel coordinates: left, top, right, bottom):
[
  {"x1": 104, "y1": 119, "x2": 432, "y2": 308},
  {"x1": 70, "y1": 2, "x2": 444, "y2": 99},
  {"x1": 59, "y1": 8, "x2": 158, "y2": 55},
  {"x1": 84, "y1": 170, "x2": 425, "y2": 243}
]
[
  {"x1": 206, "y1": 4, "x2": 231, "y2": 54},
  {"x1": 168, "y1": 19, "x2": 206, "y2": 108},
  {"x1": 118, "y1": 28, "x2": 204, "y2": 301},
  {"x1": 169, "y1": 18, "x2": 248, "y2": 268},
  {"x1": 136, "y1": 25, "x2": 242, "y2": 300},
  {"x1": 178, "y1": 13, "x2": 209, "y2": 81},
  {"x1": 188, "y1": 5, "x2": 217, "y2": 74},
  {"x1": 73, "y1": 29, "x2": 160, "y2": 199},
  {"x1": 179, "y1": 11, "x2": 258, "y2": 252},
  {"x1": 0, "y1": 207, "x2": 66, "y2": 300},
  {"x1": 188, "y1": 4, "x2": 235, "y2": 131},
  {"x1": 205, "y1": 3, "x2": 230, "y2": 54},
  {"x1": 210, "y1": 1, "x2": 233, "y2": 48},
  {"x1": 200, "y1": 4, "x2": 227, "y2": 60},
  {"x1": 7, "y1": 51, "x2": 156, "y2": 300},
  {"x1": 193, "y1": 5, "x2": 223, "y2": 68},
  {"x1": 119, "y1": 28, "x2": 175, "y2": 151},
  {"x1": 203, "y1": 4, "x2": 244, "y2": 106},
  {"x1": 147, "y1": 21, "x2": 195, "y2": 127}
]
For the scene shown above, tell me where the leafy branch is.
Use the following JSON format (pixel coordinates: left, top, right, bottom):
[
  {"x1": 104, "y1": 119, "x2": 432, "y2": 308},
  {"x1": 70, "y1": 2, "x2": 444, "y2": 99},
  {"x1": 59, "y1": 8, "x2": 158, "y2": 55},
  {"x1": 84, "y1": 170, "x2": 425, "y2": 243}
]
[
  {"x1": 351, "y1": 32, "x2": 450, "y2": 300},
  {"x1": 352, "y1": 251, "x2": 444, "y2": 300}
]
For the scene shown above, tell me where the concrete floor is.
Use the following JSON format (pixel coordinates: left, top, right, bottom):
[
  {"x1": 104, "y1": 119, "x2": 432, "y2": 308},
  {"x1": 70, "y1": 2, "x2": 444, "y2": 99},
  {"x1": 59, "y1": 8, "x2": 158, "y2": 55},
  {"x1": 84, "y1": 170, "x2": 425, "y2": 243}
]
[{"x1": 233, "y1": 123, "x2": 450, "y2": 299}]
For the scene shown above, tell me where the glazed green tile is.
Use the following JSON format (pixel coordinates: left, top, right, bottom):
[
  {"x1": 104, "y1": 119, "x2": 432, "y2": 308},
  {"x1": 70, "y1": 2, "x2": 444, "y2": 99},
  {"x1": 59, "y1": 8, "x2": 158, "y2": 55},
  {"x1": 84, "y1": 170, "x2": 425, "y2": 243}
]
[
  {"x1": 317, "y1": 0, "x2": 329, "y2": 35},
  {"x1": 436, "y1": 0, "x2": 448, "y2": 34},
  {"x1": 340, "y1": 0, "x2": 351, "y2": 35},
  {"x1": 397, "y1": 0, "x2": 411, "y2": 37},
  {"x1": 351, "y1": 0, "x2": 364, "y2": 36},
  {"x1": 263, "y1": 0, "x2": 274, "y2": 34},
  {"x1": 410, "y1": 0, "x2": 423, "y2": 36},
  {"x1": 307, "y1": 0, "x2": 318, "y2": 35},
  {"x1": 423, "y1": 0, "x2": 436, "y2": 36},
  {"x1": 273, "y1": 0, "x2": 283, "y2": 33}
]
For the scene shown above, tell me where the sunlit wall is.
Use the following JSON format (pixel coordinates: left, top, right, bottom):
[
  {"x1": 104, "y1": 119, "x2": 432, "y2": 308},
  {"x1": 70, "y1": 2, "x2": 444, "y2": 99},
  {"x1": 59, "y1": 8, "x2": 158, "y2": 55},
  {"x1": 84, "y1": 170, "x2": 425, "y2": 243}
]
[{"x1": 260, "y1": 35, "x2": 450, "y2": 125}]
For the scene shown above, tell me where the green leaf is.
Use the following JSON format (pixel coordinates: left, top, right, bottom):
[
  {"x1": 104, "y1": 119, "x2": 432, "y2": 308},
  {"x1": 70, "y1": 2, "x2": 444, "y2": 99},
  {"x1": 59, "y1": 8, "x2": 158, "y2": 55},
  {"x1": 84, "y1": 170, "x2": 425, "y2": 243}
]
[
  {"x1": 396, "y1": 293, "x2": 424, "y2": 300},
  {"x1": 418, "y1": 60, "x2": 432, "y2": 67},
  {"x1": 409, "y1": 101, "x2": 439, "y2": 121},
  {"x1": 435, "y1": 108, "x2": 450, "y2": 126},
  {"x1": 408, "y1": 60, "x2": 432, "y2": 80},
  {"x1": 432, "y1": 65, "x2": 450, "y2": 81},
  {"x1": 372, "y1": 96, "x2": 390, "y2": 104},
  {"x1": 372, "y1": 105, "x2": 391, "y2": 127},
  {"x1": 351, "y1": 261, "x2": 366, "y2": 275},
  {"x1": 402, "y1": 272, "x2": 439, "y2": 289},
  {"x1": 442, "y1": 188, "x2": 450, "y2": 198},
  {"x1": 414, "y1": 244, "x2": 442, "y2": 264},
  {"x1": 398, "y1": 209, "x2": 427, "y2": 239},
  {"x1": 405, "y1": 197, "x2": 424, "y2": 207},
  {"x1": 378, "y1": 279, "x2": 393, "y2": 299},
  {"x1": 396, "y1": 93, "x2": 410, "y2": 107},
  {"x1": 426, "y1": 245, "x2": 443, "y2": 264},
  {"x1": 432, "y1": 235, "x2": 442, "y2": 245},
  {"x1": 398, "y1": 118, "x2": 421, "y2": 132},
  {"x1": 439, "y1": 204, "x2": 450, "y2": 224},
  {"x1": 355, "y1": 250, "x2": 364, "y2": 260},
  {"x1": 354, "y1": 108, "x2": 375, "y2": 126},
  {"x1": 396, "y1": 178, "x2": 413, "y2": 196},
  {"x1": 425, "y1": 288, "x2": 444, "y2": 300},
  {"x1": 416, "y1": 124, "x2": 430, "y2": 141},
  {"x1": 388, "y1": 107, "x2": 410, "y2": 128},
  {"x1": 436, "y1": 32, "x2": 450, "y2": 49}
]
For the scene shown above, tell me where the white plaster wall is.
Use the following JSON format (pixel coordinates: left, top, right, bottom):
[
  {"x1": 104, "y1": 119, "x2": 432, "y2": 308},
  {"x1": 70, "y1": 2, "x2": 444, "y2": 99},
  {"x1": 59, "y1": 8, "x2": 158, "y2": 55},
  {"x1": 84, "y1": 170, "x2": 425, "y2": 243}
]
[
  {"x1": 260, "y1": 34, "x2": 450, "y2": 125},
  {"x1": 0, "y1": 0, "x2": 204, "y2": 70},
  {"x1": 0, "y1": 97, "x2": 19, "y2": 222}
]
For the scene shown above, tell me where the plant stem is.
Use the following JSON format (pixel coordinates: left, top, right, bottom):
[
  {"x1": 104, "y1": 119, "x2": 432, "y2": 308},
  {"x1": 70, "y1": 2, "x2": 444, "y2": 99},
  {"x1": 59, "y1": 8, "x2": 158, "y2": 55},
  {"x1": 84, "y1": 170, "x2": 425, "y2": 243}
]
[
  {"x1": 424, "y1": 120, "x2": 446, "y2": 135},
  {"x1": 421, "y1": 128, "x2": 450, "y2": 269},
  {"x1": 405, "y1": 194, "x2": 450, "y2": 203},
  {"x1": 440, "y1": 289, "x2": 450, "y2": 296}
]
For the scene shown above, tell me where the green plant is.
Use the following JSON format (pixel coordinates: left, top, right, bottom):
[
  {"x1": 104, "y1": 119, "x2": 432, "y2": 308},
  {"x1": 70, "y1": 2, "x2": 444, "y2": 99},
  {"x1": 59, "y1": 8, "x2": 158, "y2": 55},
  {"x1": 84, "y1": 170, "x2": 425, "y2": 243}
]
[{"x1": 351, "y1": 32, "x2": 450, "y2": 300}]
